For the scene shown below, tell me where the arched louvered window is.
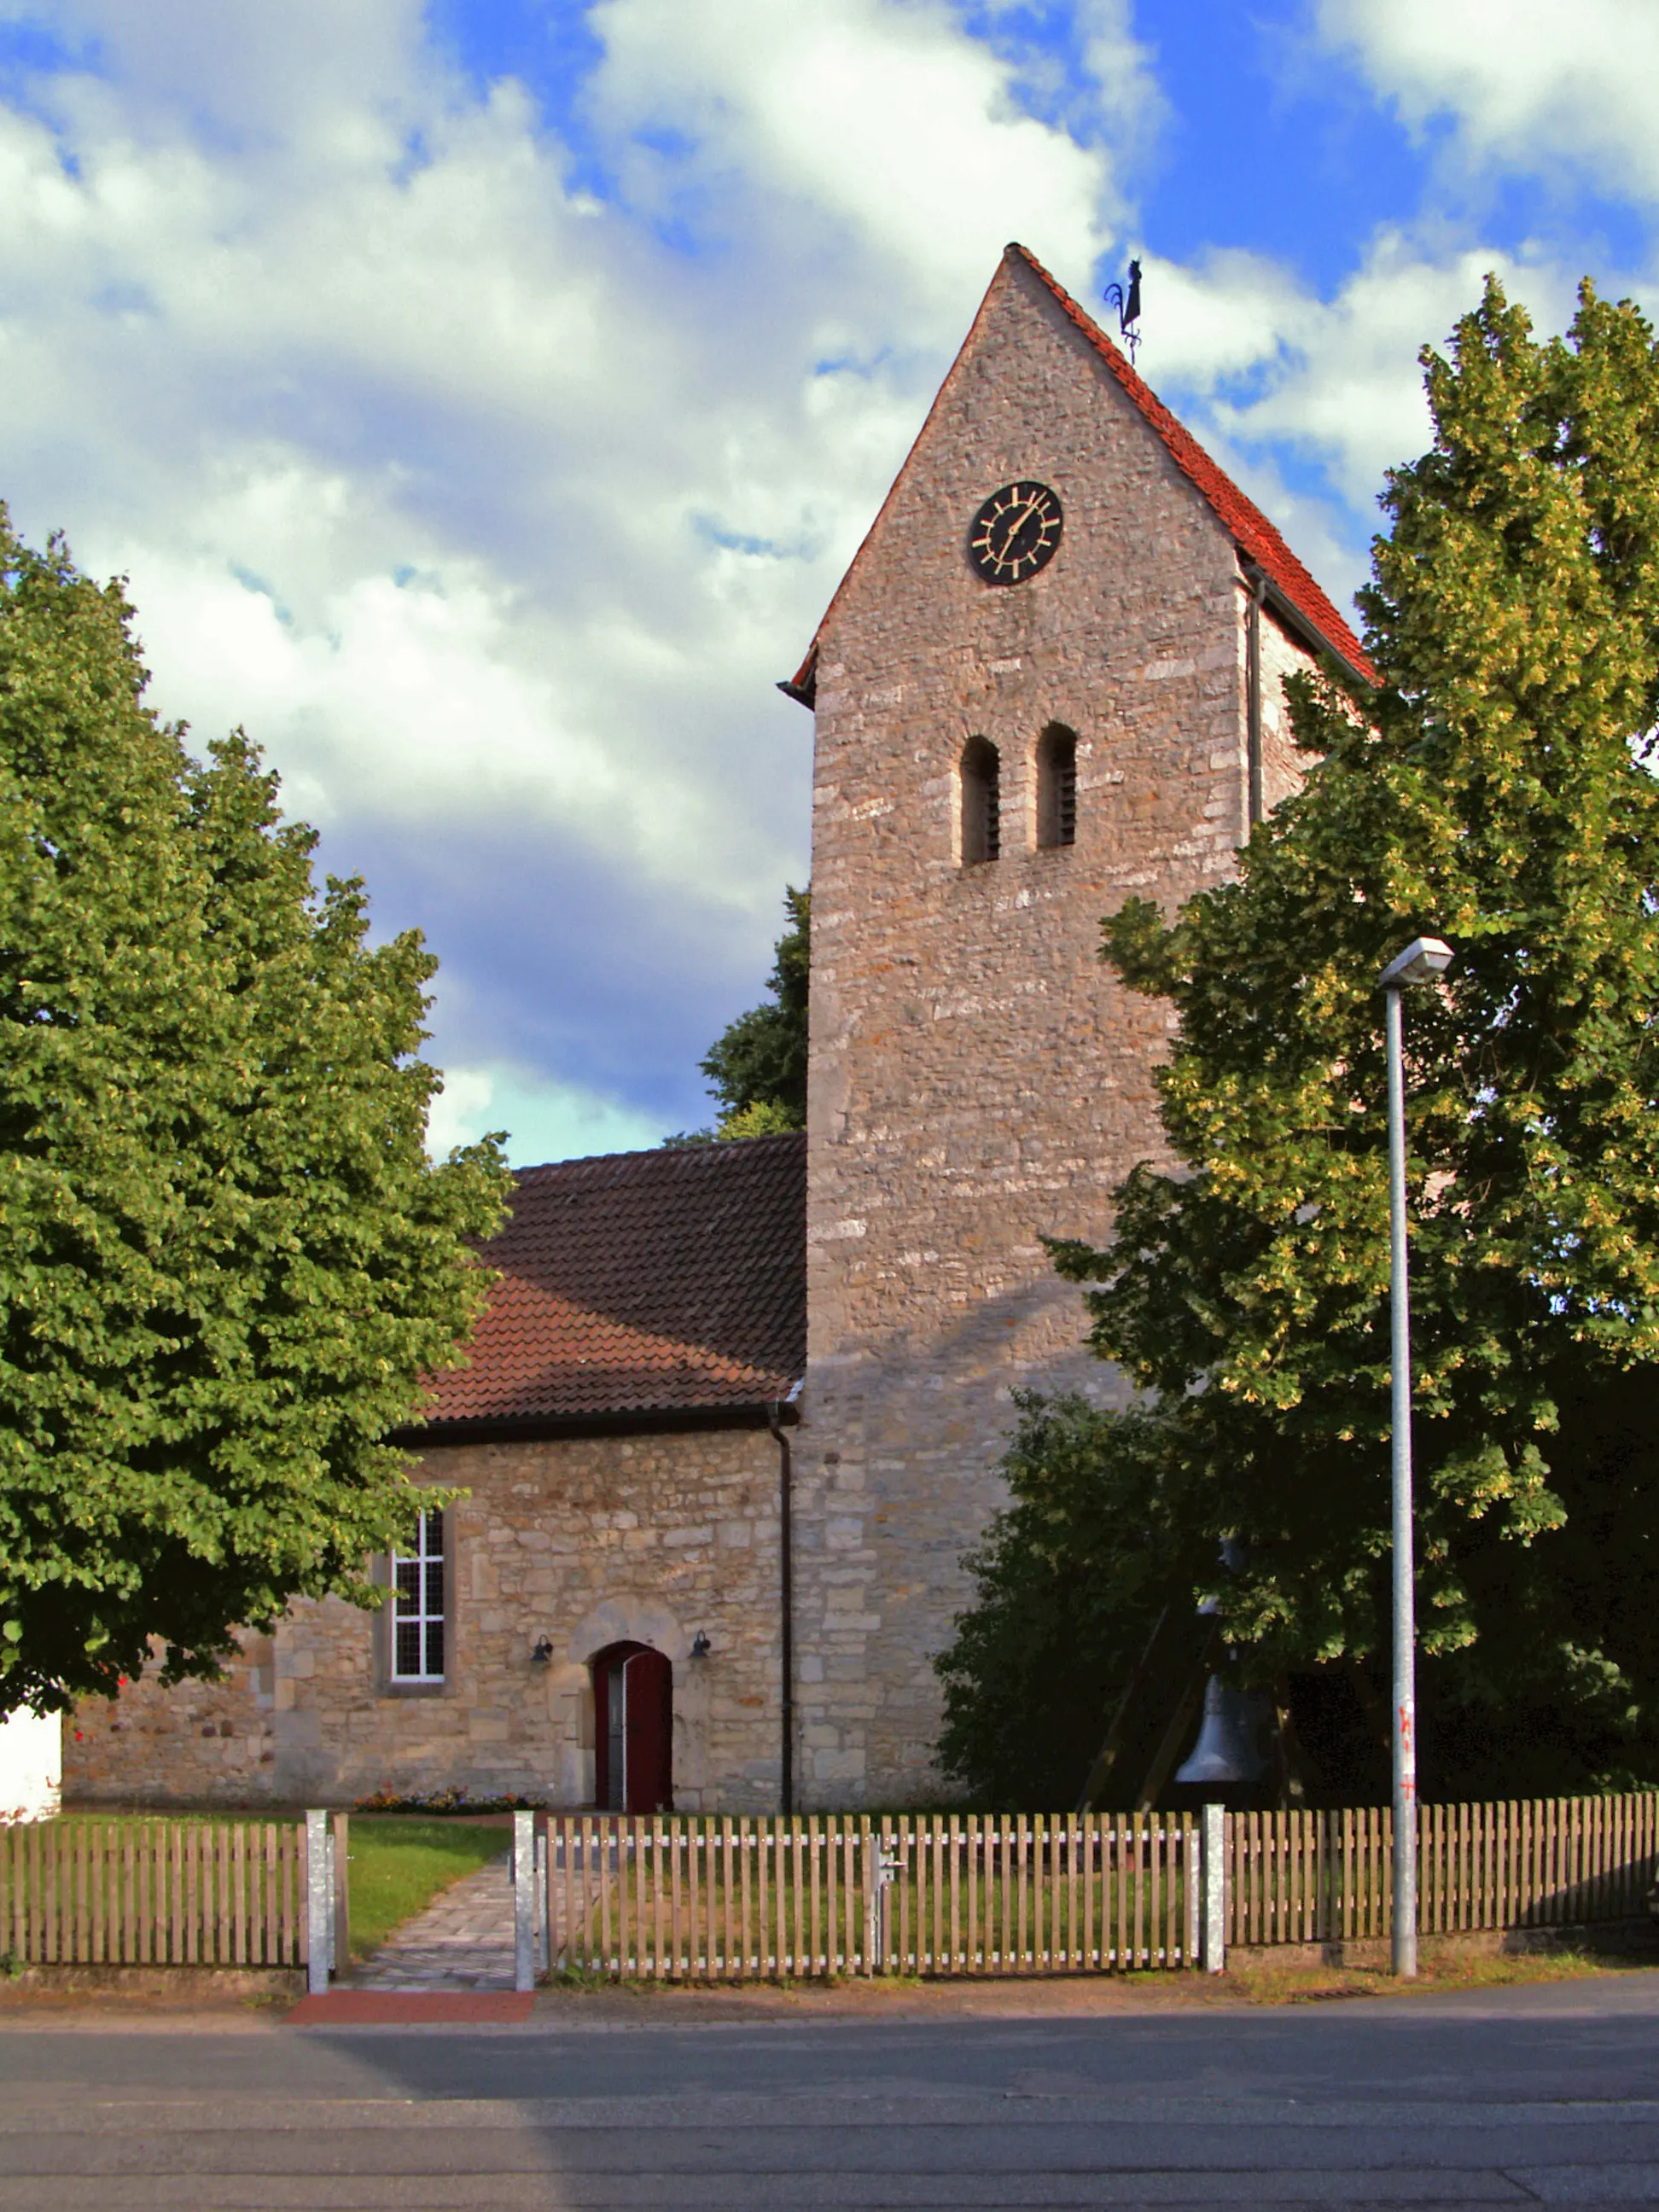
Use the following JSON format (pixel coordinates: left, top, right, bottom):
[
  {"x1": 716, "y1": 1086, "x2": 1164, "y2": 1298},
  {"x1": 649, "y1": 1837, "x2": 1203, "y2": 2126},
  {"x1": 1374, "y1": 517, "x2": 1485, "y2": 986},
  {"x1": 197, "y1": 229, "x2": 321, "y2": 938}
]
[
  {"x1": 961, "y1": 736, "x2": 1001, "y2": 864},
  {"x1": 1037, "y1": 724, "x2": 1077, "y2": 849}
]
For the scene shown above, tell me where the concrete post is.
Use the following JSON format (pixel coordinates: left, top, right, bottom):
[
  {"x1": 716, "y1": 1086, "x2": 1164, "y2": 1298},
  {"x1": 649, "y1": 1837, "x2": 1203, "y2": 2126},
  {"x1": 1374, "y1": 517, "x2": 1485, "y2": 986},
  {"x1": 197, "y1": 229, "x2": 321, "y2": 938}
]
[
  {"x1": 514, "y1": 1809, "x2": 537, "y2": 1994},
  {"x1": 1201, "y1": 1802, "x2": 1226, "y2": 1975},
  {"x1": 306, "y1": 1809, "x2": 331, "y2": 1995}
]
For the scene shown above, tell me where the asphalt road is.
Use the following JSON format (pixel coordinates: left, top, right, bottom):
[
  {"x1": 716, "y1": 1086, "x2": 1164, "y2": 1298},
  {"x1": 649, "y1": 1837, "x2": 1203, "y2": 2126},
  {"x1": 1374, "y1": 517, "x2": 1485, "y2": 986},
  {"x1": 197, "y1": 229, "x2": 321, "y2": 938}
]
[{"x1": 6, "y1": 1976, "x2": 1659, "y2": 2208}]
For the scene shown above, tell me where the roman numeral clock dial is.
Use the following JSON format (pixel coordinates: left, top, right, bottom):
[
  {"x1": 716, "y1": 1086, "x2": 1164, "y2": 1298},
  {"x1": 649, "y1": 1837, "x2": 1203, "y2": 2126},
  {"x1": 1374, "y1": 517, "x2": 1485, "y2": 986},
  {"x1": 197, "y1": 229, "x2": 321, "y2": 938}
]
[{"x1": 967, "y1": 480, "x2": 1062, "y2": 585}]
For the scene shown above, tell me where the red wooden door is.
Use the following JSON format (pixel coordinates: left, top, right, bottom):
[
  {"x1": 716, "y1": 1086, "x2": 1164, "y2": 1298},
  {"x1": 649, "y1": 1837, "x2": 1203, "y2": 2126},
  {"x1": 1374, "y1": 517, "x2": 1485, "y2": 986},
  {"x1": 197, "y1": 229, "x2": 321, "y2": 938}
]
[
  {"x1": 623, "y1": 1646, "x2": 673, "y2": 1815},
  {"x1": 591, "y1": 1641, "x2": 673, "y2": 1813}
]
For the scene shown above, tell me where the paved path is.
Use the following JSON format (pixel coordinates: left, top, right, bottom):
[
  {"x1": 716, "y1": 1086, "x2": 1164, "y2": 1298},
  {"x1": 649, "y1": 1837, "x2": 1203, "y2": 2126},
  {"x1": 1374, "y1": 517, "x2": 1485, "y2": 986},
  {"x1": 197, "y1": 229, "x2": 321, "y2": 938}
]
[
  {"x1": 7, "y1": 1971, "x2": 1659, "y2": 2205},
  {"x1": 352, "y1": 1848, "x2": 515, "y2": 1992}
]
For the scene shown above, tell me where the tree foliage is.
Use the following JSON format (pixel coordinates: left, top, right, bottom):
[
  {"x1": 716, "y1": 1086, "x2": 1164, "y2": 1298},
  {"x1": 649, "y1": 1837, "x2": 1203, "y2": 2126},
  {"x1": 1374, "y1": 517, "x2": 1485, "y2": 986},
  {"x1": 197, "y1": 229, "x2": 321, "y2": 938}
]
[
  {"x1": 950, "y1": 278, "x2": 1659, "y2": 1799},
  {"x1": 0, "y1": 520, "x2": 511, "y2": 1717},
  {"x1": 934, "y1": 1394, "x2": 1203, "y2": 1805},
  {"x1": 673, "y1": 886, "x2": 809, "y2": 1143}
]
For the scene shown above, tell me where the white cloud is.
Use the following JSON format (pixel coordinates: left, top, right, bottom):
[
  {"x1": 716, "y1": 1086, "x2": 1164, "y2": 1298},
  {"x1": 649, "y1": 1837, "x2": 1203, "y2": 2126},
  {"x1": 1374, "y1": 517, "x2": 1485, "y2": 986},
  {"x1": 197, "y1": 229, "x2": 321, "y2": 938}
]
[
  {"x1": 1182, "y1": 237, "x2": 1563, "y2": 498},
  {"x1": 426, "y1": 1062, "x2": 665, "y2": 1166},
  {"x1": 0, "y1": 0, "x2": 430, "y2": 153},
  {"x1": 588, "y1": 0, "x2": 1116, "y2": 309},
  {"x1": 1318, "y1": 0, "x2": 1659, "y2": 205},
  {"x1": 1073, "y1": 0, "x2": 1167, "y2": 165},
  {"x1": 22, "y1": 2, "x2": 1613, "y2": 1161},
  {"x1": 424, "y1": 1065, "x2": 497, "y2": 1160},
  {"x1": 0, "y1": 1, "x2": 1138, "y2": 1144},
  {"x1": 1134, "y1": 230, "x2": 1586, "y2": 610},
  {"x1": 1140, "y1": 247, "x2": 1317, "y2": 386}
]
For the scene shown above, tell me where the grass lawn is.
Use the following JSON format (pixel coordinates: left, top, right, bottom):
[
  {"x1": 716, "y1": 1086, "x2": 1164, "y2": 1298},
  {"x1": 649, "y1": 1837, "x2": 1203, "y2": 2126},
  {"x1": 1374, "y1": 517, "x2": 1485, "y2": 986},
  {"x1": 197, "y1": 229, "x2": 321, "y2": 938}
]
[
  {"x1": 38, "y1": 1809, "x2": 511, "y2": 1966},
  {"x1": 1215, "y1": 1943, "x2": 1624, "y2": 2004},
  {"x1": 346, "y1": 1817, "x2": 509, "y2": 1961}
]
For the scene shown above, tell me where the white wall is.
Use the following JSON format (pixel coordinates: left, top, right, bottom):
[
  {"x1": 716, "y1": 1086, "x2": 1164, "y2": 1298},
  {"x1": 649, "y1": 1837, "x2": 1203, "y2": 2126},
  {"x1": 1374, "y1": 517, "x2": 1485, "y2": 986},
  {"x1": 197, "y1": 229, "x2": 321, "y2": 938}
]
[{"x1": 0, "y1": 1707, "x2": 61, "y2": 1822}]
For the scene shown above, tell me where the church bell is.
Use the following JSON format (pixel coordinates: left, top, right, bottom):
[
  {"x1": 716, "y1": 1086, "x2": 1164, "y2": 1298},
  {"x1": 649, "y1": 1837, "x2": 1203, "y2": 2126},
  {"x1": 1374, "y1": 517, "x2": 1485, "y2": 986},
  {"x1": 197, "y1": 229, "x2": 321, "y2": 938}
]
[{"x1": 1173, "y1": 1674, "x2": 1271, "y2": 1788}]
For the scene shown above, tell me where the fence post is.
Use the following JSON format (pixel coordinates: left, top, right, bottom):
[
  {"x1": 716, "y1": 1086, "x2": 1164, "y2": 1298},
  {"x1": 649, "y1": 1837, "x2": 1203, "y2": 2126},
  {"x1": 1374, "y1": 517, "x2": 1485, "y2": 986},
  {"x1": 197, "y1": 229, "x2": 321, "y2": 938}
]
[
  {"x1": 1185, "y1": 1817, "x2": 1201, "y2": 1969},
  {"x1": 514, "y1": 1808, "x2": 537, "y2": 1994},
  {"x1": 306, "y1": 1810, "x2": 332, "y2": 1995},
  {"x1": 861, "y1": 1819, "x2": 895, "y2": 1975},
  {"x1": 331, "y1": 1813, "x2": 350, "y2": 1977},
  {"x1": 1201, "y1": 1803, "x2": 1226, "y2": 1975},
  {"x1": 535, "y1": 1818, "x2": 550, "y2": 1977},
  {"x1": 871, "y1": 1831, "x2": 884, "y2": 1973},
  {"x1": 878, "y1": 1831, "x2": 897, "y2": 1973},
  {"x1": 871, "y1": 1813, "x2": 884, "y2": 1973}
]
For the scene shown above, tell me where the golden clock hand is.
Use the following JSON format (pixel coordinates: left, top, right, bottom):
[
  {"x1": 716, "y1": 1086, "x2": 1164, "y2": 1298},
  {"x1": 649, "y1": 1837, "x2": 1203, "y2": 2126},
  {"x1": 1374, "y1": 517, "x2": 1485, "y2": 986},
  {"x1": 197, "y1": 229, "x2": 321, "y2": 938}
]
[{"x1": 1001, "y1": 492, "x2": 1041, "y2": 554}]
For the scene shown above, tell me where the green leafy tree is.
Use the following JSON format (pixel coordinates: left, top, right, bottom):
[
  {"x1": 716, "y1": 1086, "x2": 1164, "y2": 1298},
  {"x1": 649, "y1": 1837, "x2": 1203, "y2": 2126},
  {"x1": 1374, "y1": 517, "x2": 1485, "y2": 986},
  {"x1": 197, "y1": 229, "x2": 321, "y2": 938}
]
[
  {"x1": 937, "y1": 278, "x2": 1659, "y2": 1801},
  {"x1": 1042, "y1": 277, "x2": 1659, "y2": 1796},
  {"x1": 0, "y1": 519, "x2": 511, "y2": 1718},
  {"x1": 934, "y1": 1394, "x2": 1204, "y2": 1805},
  {"x1": 672, "y1": 886, "x2": 809, "y2": 1143}
]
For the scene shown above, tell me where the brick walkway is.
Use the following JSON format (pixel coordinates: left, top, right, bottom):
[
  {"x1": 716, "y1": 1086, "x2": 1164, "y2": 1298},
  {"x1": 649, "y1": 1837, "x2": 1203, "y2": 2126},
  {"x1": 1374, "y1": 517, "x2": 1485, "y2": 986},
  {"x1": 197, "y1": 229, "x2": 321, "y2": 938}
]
[{"x1": 352, "y1": 1848, "x2": 516, "y2": 1992}]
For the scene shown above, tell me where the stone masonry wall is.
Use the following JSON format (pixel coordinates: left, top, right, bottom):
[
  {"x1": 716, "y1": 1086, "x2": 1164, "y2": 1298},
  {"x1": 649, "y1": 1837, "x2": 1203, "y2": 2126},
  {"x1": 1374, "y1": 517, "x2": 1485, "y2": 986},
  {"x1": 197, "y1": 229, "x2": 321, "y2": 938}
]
[
  {"x1": 65, "y1": 1423, "x2": 786, "y2": 1813},
  {"x1": 793, "y1": 252, "x2": 1322, "y2": 1805},
  {"x1": 1260, "y1": 600, "x2": 1320, "y2": 817}
]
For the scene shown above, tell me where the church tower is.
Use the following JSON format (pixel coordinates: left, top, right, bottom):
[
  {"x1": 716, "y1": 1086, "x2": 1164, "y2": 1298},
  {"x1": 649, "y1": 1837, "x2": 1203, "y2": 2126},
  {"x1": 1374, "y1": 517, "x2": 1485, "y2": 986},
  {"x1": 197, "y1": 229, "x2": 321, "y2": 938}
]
[{"x1": 781, "y1": 244, "x2": 1370, "y2": 1807}]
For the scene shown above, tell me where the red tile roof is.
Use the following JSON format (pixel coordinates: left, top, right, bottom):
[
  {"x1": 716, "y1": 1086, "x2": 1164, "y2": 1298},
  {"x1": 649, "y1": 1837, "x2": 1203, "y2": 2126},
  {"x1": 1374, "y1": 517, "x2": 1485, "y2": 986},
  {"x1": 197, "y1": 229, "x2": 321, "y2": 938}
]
[
  {"x1": 783, "y1": 241, "x2": 1374, "y2": 704},
  {"x1": 415, "y1": 1133, "x2": 806, "y2": 1434}
]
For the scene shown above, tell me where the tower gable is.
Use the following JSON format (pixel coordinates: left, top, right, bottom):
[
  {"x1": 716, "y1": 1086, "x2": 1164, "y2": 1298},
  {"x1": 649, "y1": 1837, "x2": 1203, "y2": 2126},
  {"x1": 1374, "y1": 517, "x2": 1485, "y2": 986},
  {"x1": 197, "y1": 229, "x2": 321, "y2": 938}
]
[{"x1": 783, "y1": 243, "x2": 1371, "y2": 708}]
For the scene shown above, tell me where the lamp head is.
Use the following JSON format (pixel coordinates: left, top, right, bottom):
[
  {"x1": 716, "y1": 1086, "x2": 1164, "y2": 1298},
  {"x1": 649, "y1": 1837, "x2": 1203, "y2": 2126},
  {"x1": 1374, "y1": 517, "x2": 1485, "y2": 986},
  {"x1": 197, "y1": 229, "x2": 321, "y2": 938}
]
[{"x1": 1378, "y1": 935, "x2": 1454, "y2": 992}]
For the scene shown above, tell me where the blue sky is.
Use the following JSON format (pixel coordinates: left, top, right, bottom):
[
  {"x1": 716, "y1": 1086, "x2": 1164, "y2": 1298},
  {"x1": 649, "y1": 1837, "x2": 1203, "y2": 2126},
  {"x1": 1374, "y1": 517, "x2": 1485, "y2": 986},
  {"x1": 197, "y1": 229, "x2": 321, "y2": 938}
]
[{"x1": 0, "y1": 0, "x2": 1652, "y2": 1161}]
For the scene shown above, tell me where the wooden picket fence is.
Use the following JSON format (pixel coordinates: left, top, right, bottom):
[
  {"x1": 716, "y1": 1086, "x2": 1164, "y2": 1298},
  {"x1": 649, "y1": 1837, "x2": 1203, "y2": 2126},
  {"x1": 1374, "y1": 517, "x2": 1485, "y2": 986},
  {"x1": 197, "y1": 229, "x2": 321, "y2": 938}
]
[
  {"x1": 1, "y1": 1818, "x2": 309, "y2": 1967},
  {"x1": 544, "y1": 1793, "x2": 1659, "y2": 1982},
  {"x1": 1227, "y1": 1793, "x2": 1659, "y2": 1947},
  {"x1": 545, "y1": 1811, "x2": 1196, "y2": 1979},
  {"x1": 7, "y1": 1793, "x2": 1654, "y2": 1982}
]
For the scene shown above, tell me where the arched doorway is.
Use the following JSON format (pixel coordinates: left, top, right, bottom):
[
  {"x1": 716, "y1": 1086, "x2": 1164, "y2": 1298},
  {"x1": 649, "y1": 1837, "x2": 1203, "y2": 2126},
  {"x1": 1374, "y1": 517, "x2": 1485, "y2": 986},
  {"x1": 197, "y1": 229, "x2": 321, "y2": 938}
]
[{"x1": 591, "y1": 1641, "x2": 673, "y2": 1813}]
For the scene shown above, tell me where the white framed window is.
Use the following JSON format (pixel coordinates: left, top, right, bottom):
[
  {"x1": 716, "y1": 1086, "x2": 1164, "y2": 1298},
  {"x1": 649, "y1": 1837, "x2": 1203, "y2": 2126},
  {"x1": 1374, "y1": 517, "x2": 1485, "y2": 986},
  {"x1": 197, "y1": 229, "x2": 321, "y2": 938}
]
[{"x1": 391, "y1": 1508, "x2": 446, "y2": 1683}]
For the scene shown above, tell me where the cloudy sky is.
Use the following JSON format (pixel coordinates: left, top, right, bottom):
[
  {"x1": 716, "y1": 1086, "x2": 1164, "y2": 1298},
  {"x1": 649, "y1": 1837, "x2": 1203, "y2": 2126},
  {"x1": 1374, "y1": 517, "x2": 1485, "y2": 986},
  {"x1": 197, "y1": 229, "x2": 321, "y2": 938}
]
[{"x1": 0, "y1": 2, "x2": 1651, "y2": 1162}]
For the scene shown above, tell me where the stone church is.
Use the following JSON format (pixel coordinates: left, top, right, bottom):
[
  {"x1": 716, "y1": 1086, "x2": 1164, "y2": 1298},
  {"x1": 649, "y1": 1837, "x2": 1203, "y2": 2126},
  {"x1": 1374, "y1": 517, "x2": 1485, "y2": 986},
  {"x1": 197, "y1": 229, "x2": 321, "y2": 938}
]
[{"x1": 65, "y1": 243, "x2": 1369, "y2": 1816}]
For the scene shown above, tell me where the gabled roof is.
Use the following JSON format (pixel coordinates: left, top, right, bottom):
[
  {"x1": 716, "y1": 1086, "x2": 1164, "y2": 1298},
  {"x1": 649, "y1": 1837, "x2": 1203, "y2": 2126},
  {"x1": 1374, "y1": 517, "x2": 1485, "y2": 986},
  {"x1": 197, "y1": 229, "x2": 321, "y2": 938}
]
[
  {"x1": 782, "y1": 241, "x2": 1374, "y2": 706},
  {"x1": 412, "y1": 1133, "x2": 806, "y2": 1438}
]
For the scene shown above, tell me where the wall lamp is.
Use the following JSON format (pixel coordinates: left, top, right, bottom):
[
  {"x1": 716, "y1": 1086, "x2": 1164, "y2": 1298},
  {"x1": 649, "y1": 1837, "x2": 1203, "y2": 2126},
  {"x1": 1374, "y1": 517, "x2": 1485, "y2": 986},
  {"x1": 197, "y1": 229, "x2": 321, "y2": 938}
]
[
  {"x1": 530, "y1": 1636, "x2": 554, "y2": 1666},
  {"x1": 690, "y1": 1631, "x2": 712, "y2": 1660}
]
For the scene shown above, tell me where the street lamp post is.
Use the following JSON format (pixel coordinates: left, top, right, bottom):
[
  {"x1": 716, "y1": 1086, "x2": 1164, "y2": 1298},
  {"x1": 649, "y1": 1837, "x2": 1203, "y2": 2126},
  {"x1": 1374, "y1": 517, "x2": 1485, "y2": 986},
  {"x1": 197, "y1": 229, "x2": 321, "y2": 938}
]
[{"x1": 1377, "y1": 934, "x2": 1454, "y2": 1980}]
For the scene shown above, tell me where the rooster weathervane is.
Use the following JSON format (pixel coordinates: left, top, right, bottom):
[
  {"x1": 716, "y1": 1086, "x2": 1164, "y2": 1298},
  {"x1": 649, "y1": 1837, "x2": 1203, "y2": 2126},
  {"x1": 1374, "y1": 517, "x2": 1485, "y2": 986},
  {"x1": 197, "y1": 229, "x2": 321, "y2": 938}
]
[{"x1": 1104, "y1": 259, "x2": 1143, "y2": 366}]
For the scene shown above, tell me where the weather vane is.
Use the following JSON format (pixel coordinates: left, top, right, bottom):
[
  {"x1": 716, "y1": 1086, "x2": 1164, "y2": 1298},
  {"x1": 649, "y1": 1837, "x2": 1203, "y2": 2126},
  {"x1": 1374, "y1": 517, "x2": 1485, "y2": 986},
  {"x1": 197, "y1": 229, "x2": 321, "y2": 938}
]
[{"x1": 1104, "y1": 258, "x2": 1143, "y2": 366}]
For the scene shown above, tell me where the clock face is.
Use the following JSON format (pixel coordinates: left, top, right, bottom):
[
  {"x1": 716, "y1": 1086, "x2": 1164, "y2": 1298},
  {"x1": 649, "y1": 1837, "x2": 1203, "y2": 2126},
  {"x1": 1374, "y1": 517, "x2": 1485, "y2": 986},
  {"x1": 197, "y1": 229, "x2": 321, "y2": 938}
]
[{"x1": 967, "y1": 480, "x2": 1063, "y2": 585}]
